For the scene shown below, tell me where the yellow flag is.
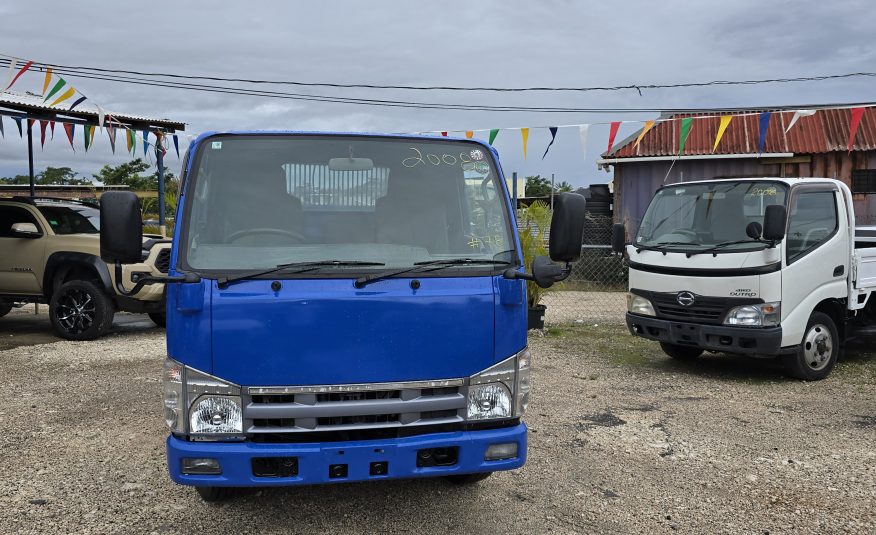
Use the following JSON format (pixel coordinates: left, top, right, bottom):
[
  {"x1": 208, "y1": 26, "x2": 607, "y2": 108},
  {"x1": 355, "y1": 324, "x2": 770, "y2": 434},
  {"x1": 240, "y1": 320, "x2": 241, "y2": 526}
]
[
  {"x1": 634, "y1": 120, "x2": 655, "y2": 148},
  {"x1": 521, "y1": 128, "x2": 529, "y2": 159},
  {"x1": 42, "y1": 68, "x2": 52, "y2": 95},
  {"x1": 713, "y1": 116, "x2": 733, "y2": 152},
  {"x1": 465, "y1": 131, "x2": 473, "y2": 139},
  {"x1": 49, "y1": 87, "x2": 76, "y2": 107}
]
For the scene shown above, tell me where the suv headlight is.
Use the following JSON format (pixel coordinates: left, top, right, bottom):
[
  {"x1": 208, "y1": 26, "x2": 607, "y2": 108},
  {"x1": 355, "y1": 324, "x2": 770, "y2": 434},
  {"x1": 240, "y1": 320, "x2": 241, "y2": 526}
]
[
  {"x1": 162, "y1": 357, "x2": 243, "y2": 437},
  {"x1": 724, "y1": 302, "x2": 781, "y2": 327},
  {"x1": 627, "y1": 293, "x2": 656, "y2": 316},
  {"x1": 466, "y1": 348, "x2": 530, "y2": 421}
]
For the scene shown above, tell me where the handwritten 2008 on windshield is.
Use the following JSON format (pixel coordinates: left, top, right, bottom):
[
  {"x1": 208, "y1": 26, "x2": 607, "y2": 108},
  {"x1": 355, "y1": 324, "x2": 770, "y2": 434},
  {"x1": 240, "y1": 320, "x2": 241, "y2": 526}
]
[{"x1": 402, "y1": 147, "x2": 483, "y2": 171}]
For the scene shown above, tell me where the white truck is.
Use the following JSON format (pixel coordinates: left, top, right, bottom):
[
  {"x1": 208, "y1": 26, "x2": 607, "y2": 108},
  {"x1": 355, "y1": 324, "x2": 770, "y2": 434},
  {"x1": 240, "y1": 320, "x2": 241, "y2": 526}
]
[{"x1": 614, "y1": 177, "x2": 876, "y2": 380}]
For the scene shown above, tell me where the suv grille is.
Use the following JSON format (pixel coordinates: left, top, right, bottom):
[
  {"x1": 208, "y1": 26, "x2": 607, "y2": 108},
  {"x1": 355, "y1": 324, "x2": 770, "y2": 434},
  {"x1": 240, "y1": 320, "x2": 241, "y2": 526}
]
[
  {"x1": 154, "y1": 248, "x2": 171, "y2": 273},
  {"x1": 244, "y1": 380, "x2": 466, "y2": 434}
]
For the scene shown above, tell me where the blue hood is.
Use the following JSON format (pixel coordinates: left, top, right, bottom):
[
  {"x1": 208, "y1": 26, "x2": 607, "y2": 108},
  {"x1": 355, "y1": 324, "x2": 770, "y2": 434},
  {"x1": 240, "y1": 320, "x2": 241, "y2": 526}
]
[{"x1": 195, "y1": 276, "x2": 521, "y2": 386}]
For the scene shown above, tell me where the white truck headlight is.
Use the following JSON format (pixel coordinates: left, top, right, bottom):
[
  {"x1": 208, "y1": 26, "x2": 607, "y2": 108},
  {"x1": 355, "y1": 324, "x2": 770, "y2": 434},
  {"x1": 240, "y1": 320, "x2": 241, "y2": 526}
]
[
  {"x1": 724, "y1": 302, "x2": 781, "y2": 327},
  {"x1": 163, "y1": 357, "x2": 243, "y2": 437},
  {"x1": 466, "y1": 348, "x2": 529, "y2": 420},
  {"x1": 627, "y1": 294, "x2": 656, "y2": 316}
]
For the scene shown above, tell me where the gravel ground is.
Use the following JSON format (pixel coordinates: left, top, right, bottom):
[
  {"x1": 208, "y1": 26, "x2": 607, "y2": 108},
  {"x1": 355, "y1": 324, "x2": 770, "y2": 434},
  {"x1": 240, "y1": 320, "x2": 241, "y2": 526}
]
[{"x1": 1, "y1": 320, "x2": 875, "y2": 534}]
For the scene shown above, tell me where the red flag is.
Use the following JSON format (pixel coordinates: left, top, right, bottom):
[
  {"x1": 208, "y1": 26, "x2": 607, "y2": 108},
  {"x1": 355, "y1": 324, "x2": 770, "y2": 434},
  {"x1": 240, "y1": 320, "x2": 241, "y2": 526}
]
[
  {"x1": 848, "y1": 107, "x2": 865, "y2": 152},
  {"x1": 49, "y1": 121, "x2": 55, "y2": 139},
  {"x1": 39, "y1": 120, "x2": 48, "y2": 148},
  {"x1": 441, "y1": 131, "x2": 448, "y2": 137},
  {"x1": 5, "y1": 60, "x2": 32, "y2": 90},
  {"x1": 63, "y1": 123, "x2": 75, "y2": 151},
  {"x1": 606, "y1": 121, "x2": 621, "y2": 154}
]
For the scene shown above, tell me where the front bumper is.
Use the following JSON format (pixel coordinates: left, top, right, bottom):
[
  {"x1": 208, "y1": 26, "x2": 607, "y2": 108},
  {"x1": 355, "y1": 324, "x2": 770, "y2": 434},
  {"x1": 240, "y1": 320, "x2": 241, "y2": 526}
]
[
  {"x1": 167, "y1": 423, "x2": 527, "y2": 487},
  {"x1": 626, "y1": 313, "x2": 784, "y2": 355}
]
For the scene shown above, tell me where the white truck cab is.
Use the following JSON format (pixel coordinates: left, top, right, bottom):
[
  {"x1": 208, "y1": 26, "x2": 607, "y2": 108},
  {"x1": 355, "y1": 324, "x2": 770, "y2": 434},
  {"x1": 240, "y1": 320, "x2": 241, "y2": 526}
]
[{"x1": 617, "y1": 177, "x2": 876, "y2": 380}]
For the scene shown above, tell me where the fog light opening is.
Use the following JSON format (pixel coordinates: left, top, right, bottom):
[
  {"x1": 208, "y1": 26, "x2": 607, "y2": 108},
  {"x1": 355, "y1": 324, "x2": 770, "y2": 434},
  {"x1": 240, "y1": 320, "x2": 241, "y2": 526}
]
[
  {"x1": 328, "y1": 464, "x2": 348, "y2": 479},
  {"x1": 181, "y1": 457, "x2": 222, "y2": 475},
  {"x1": 485, "y1": 442, "x2": 519, "y2": 461}
]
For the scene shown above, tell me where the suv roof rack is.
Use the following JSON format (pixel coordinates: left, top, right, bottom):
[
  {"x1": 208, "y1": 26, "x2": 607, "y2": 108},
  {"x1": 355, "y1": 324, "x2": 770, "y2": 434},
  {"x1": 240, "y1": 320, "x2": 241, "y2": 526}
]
[{"x1": 9, "y1": 195, "x2": 99, "y2": 207}]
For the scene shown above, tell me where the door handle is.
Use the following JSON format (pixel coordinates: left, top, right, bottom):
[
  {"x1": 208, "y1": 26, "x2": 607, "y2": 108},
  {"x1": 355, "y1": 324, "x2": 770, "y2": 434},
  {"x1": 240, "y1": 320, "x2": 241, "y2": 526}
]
[{"x1": 833, "y1": 265, "x2": 845, "y2": 277}]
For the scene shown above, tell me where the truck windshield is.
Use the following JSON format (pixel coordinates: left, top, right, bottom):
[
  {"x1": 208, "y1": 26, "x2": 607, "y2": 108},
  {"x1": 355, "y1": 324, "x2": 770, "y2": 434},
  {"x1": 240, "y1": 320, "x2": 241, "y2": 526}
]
[
  {"x1": 636, "y1": 181, "x2": 788, "y2": 253},
  {"x1": 181, "y1": 135, "x2": 515, "y2": 271}
]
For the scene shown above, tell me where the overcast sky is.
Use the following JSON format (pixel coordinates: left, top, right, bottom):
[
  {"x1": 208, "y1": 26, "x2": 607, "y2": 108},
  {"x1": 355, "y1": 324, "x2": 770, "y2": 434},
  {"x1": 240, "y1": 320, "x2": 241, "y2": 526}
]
[{"x1": 0, "y1": 0, "x2": 873, "y2": 187}]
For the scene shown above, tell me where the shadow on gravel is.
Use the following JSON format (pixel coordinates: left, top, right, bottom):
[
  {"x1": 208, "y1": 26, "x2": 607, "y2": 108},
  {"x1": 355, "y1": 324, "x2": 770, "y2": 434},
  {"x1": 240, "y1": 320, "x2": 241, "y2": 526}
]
[{"x1": 0, "y1": 308, "x2": 161, "y2": 351}]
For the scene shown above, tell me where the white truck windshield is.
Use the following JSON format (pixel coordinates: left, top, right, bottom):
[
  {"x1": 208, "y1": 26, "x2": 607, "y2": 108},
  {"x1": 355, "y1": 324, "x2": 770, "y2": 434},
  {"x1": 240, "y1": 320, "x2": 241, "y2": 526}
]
[
  {"x1": 181, "y1": 136, "x2": 514, "y2": 271},
  {"x1": 636, "y1": 181, "x2": 788, "y2": 252}
]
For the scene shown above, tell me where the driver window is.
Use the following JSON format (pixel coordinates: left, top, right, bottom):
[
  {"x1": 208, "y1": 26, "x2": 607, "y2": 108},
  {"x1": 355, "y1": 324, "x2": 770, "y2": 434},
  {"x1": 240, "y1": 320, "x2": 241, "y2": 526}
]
[
  {"x1": 786, "y1": 191, "x2": 837, "y2": 263},
  {"x1": 0, "y1": 206, "x2": 39, "y2": 238}
]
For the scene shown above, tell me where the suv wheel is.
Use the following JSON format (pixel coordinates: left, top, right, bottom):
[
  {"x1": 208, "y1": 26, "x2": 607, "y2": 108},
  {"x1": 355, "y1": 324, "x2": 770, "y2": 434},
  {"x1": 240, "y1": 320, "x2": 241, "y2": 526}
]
[
  {"x1": 49, "y1": 280, "x2": 114, "y2": 340},
  {"x1": 0, "y1": 302, "x2": 12, "y2": 318},
  {"x1": 148, "y1": 312, "x2": 166, "y2": 327}
]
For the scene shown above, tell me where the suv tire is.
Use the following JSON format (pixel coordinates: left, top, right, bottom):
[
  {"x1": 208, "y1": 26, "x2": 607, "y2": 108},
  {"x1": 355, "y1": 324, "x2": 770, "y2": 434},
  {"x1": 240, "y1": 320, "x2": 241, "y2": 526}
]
[
  {"x1": 0, "y1": 302, "x2": 12, "y2": 318},
  {"x1": 148, "y1": 312, "x2": 166, "y2": 327},
  {"x1": 660, "y1": 342, "x2": 703, "y2": 360},
  {"x1": 49, "y1": 280, "x2": 115, "y2": 340}
]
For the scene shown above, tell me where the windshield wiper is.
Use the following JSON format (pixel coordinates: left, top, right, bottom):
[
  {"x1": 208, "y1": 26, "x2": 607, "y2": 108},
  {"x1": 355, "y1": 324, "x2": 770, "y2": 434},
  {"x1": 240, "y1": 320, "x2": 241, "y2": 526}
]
[
  {"x1": 636, "y1": 241, "x2": 701, "y2": 255},
  {"x1": 354, "y1": 258, "x2": 512, "y2": 288},
  {"x1": 217, "y1": 260, "x2": 386, "y2": 288},
  {"x1": 699, "y1": 239, "x2": 767, "y2": 256}
]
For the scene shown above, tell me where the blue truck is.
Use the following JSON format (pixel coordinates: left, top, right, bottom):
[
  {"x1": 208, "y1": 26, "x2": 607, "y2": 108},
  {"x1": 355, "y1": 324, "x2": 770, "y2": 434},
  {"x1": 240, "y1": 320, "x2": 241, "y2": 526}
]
[{"x1": 98, "y1": 132, "x2": 585, "y2": 501}]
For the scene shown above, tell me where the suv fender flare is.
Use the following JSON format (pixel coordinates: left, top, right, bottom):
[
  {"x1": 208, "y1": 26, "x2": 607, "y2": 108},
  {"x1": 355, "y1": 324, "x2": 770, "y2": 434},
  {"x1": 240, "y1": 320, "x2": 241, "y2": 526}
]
[{"x1": 44, "y1": 252, "x2": 114, "y2": 298}]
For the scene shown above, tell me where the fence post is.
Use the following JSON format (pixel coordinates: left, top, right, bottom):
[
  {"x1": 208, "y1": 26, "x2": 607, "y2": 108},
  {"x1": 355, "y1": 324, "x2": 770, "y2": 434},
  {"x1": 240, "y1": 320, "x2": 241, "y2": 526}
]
[{"x1": 512, "y1": 172, "x2": 518, "y2": 209}]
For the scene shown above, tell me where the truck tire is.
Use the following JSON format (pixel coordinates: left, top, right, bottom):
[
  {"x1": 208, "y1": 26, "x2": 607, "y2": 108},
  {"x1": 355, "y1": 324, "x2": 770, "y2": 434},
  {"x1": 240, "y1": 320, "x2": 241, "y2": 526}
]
[
  {"x1": 49, "y1": 280, "x2": 115, "y2": 341},
  {"x1": 196, "y1": 486, "x2": 236, "y2": 502},
  {"x1": 0, "y1": 302, "x2": 12, "y2": 318},
  {"x1": 148, "y1": 312, "x2": 167, "y2": 327},
  {"x1": 445, "y1": 472, "x2": 493, "y2": 485},
  {"x1": 782, "y1": 312, "x2": 838, "y2": 381},
  {"x1": 659, "y1": 342, "x2": 703, "y2": 360}
]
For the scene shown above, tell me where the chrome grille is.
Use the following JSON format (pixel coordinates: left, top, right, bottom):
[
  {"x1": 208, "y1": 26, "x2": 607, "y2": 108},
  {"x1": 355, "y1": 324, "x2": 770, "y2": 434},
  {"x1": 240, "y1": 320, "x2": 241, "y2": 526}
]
[{"x1": 244, "y1": 379, "x2": 466, "y2": 434}]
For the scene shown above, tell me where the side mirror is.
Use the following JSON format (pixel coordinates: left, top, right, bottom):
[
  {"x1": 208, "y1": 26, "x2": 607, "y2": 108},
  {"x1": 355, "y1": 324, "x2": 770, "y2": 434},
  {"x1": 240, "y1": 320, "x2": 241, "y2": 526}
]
[
  {"x1": 548, "y1": 193, "x2": 586, "y2": 263},
  {"x1": 531, "y1": 255, "x2": 565, "y2": 289},
  {"x1": 100, "y1": 191, "x2": 143, "y2": 264},
  {"x1": 762, "y1": 205, "x2": 786, "y2": 242},
  {"x1": 10, "y1": 222, "x2": 42, "y2": 239},
  {"x1": 611, "y1": 223, "x2": 626, "y2": 253}
]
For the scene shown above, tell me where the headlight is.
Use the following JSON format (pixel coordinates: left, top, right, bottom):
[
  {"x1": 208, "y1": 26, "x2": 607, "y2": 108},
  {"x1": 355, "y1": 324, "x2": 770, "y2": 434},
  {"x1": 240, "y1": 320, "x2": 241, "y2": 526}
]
[
  {"x1": 627, "y1": 293, "x2": 656, "y2": 316},
  {"x1": 466, "y1": 348, "x2": 529, "y2": 420},
  {"x1": 163, "y1": 357, "x2": 242, "y2": 437},
  {"x1": 724, "y1": 302, "x2": 781, "y2": 327}
]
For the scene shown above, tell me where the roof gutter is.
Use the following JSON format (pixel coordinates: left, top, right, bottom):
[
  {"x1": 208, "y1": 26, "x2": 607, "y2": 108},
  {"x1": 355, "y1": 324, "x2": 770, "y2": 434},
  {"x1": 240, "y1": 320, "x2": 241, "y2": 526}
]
[{"x1": 597, "y1": 152, "x2": 794, "y2": 166}]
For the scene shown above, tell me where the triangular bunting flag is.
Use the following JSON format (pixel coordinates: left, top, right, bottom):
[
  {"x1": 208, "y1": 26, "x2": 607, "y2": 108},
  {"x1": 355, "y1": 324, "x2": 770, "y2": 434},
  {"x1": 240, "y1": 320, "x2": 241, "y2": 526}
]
[
  {"x1": 465, "y1": 131, "x2": 473, "y2": 139},
  {"x1": 43, "y1": 78, "x2": 66, "y2": 102},
  {"x1": 84, "y1": 125, "x2": 93, "y2": 151},
  {"x1": 5, "y1": 60, "x2": 33, "y2": 91},
  {"x1": 758, "y1": 112, "x2": 772, "y2": 155},
  {"x1": 107, "y1": 122, "x2": 117, "y2": 154},
  {"x1": 12, "y1": 117, "x2": 22, "y2": 137},
  {"x1": 96, "y1": 105, "x2": 105, "y2": 130},
  {"x1": 488, "y1": 129, "x2": 499, "y2": 145},
  {"x1": 785, "y1": 109, "x2": 815, "y2": 133},
  {"x1": 42, "y1": 68, "x2": 53, "y2": 95},
  {"x1": 440, "y1": 131, "x2": 447, "y2": 137},
  {"x1": 39, "y1": 120, "x2": 48, "y2": 149},
  {"x1": 520, "y1": 128, "x2": 529, "y2": 159},
  {"x1": 578, "y1": 124, "x2": 590, "y2": 157},
  {"x1": 634, "y1": 120, "x2": 655, "y2": 149},
  {"x1": 542, "y1": 127, "x2": 559, "y2": 159},
  {"x1": 63, "y1": 123, "x2": 75, "y2": 151},
  {"x1": 69, "y1": 95, "x2": 87, "y2": 111},
  {"x1": 125, "y1": 128, "x2": 134, "y2": 154},
  {"x1": 4, "y1": 57, "x2": 16, "y2": 89},
  {"x1": 49, "y1": 121, "x2": 55, "y2": 140},
  {"x1": 678, "y1": 117, "x2": 693, "y2": 155},
  {"x1": 848, "y1": 107, "x2": 865, "y2": 152},
  {"x1": 606, "y1": 122, "x2": 621, "y2": 154},
  {"x1": 713, "y1": 116, "x2": 733, "y2": 152},
  {"x1": 0, "y1": 116, "x2": 4, "y2": 138},
  {"x1": 143, "y1": 129, "x2": 150, "y2": 156},
  {"x1": 173, "y1": 134, "x2": 179, "y2": 158},
  {"x1": 49, "y1": 87, "x2": 77, "y2": 107}
]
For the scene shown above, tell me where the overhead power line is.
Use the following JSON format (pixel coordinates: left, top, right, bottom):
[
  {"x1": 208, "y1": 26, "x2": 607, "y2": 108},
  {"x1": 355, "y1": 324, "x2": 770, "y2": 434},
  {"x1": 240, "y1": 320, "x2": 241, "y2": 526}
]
[{"x1": 4, "y1": 56, "x2": 875, "y2": 93}]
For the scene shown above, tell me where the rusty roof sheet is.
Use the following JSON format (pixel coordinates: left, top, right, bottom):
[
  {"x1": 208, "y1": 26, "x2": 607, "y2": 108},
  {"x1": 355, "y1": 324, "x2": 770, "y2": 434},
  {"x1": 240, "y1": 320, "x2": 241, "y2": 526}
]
[
  {"x1": 606, "y1": 108, "x2": 876, "y2": 158},
  {"x1": 0, "y1": 91, "x2": 185, "y2": 130}
]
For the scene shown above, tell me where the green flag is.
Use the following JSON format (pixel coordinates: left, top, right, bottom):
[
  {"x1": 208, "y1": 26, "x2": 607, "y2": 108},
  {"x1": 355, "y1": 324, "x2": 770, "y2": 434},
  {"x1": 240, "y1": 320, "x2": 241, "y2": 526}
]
[
  {"x1": 488, "y1": 129, "x2": 499, "y2": 145},
  {"x1": 43, "y1": 78, "x2": 67, "y2": 102},
  {"x1": 678, "y1": 117, "x2": 693, "y2": 155}
]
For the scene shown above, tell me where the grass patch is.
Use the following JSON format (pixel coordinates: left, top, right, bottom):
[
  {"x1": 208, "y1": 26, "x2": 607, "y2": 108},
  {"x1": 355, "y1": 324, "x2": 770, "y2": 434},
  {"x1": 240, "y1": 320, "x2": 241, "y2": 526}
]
[{"x1": 544, "y1": 323, "x2": 665, "y2": 368}]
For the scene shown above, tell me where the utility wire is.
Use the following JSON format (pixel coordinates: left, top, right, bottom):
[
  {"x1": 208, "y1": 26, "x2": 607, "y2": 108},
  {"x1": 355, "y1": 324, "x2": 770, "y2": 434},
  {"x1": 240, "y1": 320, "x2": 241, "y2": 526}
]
[{"x1": 2, "y1": 56, "x2": 874, "y2": 93}]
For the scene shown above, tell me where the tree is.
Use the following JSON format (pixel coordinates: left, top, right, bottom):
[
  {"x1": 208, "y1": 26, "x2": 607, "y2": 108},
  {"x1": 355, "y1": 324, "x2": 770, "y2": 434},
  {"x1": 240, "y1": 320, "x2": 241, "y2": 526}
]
[
  {"x1": 554, "y1": 181, "x2": 573, "y2": 193},
  {"x1": 525, "y1": 175, "x2": 552, "y2": 198},
  {"x1": 92, "y1": 159, "x2": 153, "y2": 190},
  {"x1": 38, "y1": 167, "x2": 91, "y2": 185}
]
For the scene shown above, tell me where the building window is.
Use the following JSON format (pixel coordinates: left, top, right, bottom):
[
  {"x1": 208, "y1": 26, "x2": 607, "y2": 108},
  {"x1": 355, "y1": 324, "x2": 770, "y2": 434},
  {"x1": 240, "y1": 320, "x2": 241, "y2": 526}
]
[{"x1": 851, "y1": 169, "x2": 876, "y2": 194}]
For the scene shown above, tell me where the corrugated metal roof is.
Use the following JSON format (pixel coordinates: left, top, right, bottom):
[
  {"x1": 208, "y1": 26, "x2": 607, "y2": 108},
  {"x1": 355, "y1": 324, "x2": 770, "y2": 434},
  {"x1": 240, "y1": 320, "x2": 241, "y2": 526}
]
[
  {"x1": 0, "y1": 91, "x2": 185, "y2": 130},
  {"x1": 607, "y1": 108, "x2": 876, "y2": 159}
]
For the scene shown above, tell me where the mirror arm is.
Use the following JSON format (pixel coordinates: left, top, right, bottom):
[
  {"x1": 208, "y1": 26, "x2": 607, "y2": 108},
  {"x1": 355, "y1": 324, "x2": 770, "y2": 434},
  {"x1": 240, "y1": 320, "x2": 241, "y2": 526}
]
[
  {"x1": 114, "y1": 262, "x2": 200, "y2": 297},
  {"x1": 502, "y1": 268, "x2": 535, "y2": 282}
]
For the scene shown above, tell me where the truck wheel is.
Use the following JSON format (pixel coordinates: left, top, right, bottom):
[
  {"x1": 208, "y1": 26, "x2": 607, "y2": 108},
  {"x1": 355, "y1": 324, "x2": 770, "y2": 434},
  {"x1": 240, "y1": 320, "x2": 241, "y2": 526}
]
[
  {"x1": 783, "y1": 312, "x2": 838, "y2": 381},
  {"x1": 148, "y1": 312, "x2": 166, "y2": 327},
  {"x1": 49, "y1": 280, "x2": 114, "y2": 341},
  {"x1": 659, "y1": 342, "x2": 703, "y2": 360},
  {"x1": 196, "y1": 486, "x2": 236, "y2": 502},
  {"x1": 0, "y1": 302, "x2": 12, "y2": 318},
  {"x1": 445, "y1": 472, "x2": 493, "y2": 485}
]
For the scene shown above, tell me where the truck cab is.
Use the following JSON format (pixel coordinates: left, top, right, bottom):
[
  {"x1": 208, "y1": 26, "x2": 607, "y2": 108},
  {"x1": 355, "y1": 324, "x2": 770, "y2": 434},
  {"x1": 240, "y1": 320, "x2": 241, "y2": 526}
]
[
  {"x1": 618, "y1": 177, "x2": 871, "y2": 380},
  {"x1": 98, "y1": 132, "x2": 585, "y2": 501}
]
